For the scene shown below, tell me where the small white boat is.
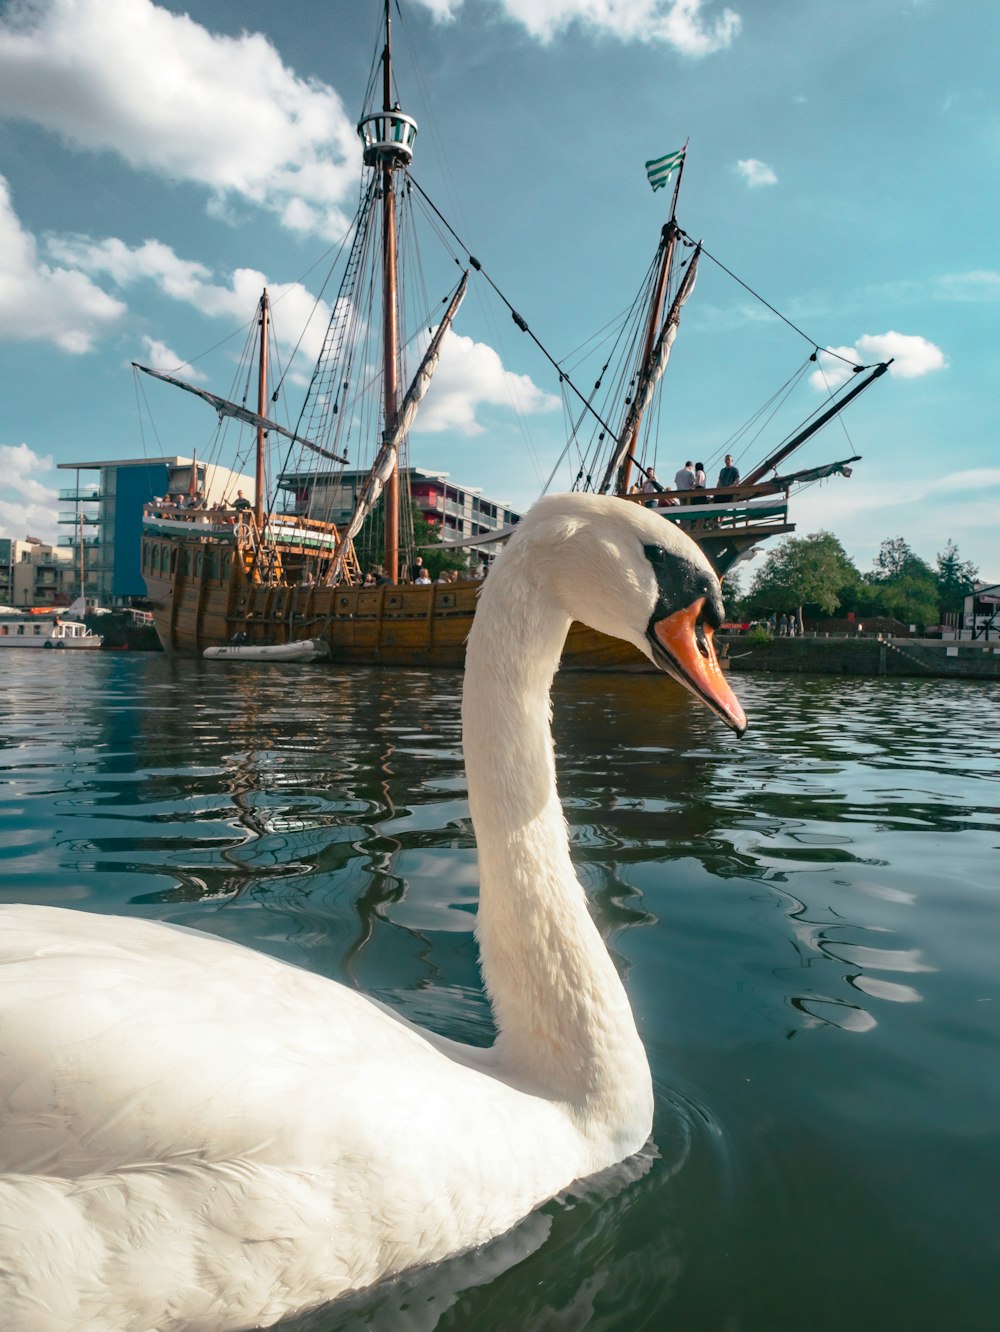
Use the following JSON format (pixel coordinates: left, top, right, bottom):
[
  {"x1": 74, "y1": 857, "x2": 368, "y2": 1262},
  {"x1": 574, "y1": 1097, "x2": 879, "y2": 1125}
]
[
  {"x1": 203, "y1": 638, "x2": 329, "y2": 663},
  {"x1": 0, "y1": 612, "x2": 103, "y2": 650}
]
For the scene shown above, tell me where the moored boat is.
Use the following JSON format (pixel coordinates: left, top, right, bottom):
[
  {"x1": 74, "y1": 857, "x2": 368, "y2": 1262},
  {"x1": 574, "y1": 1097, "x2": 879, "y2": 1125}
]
[
  {"x1": 0, "y1": 610, "x2": 103, "y2": 650},
  {"x1": 204, "y1": 638, "x2": 330, "y2": 663}
]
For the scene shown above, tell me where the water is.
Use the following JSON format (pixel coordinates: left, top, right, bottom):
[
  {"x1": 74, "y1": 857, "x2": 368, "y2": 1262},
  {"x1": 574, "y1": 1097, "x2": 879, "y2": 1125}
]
[{"x1": 1, "y1": 653, "x2": 997, "y2": 1331}]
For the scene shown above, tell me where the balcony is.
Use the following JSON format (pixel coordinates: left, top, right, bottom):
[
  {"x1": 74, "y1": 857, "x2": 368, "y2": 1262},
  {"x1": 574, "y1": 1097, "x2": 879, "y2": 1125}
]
[
  {"x1": 59, "y1": 488, "x2": 103, "y2": 502},
  {"x1": 58, "y1": 512, "x2": 107, "y2": 526}
]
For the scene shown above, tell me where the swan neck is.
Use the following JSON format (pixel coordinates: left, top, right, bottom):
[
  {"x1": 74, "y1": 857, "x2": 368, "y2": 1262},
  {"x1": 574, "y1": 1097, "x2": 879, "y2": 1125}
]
[{"x1": 462, "y1": 560, "x2": 649, "y2": 1120}]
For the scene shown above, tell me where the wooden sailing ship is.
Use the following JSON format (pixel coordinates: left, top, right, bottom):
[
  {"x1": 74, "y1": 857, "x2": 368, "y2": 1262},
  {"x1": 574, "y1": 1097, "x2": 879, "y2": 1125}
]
[{"x1": 138, "y1": 3, "x2": 887, "y2": 668}]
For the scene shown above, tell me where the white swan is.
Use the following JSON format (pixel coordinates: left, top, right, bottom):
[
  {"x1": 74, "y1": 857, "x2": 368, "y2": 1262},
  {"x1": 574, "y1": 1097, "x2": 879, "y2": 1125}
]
[{"x1": 0, "y1": 493, "x2": 745, "y2": 1331}]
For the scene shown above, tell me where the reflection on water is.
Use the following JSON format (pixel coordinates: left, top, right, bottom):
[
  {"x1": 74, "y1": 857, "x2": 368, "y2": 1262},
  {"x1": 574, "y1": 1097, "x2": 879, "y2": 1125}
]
[{"x1": 1, "y1": 656, "x2": 998, "y2": 1329}]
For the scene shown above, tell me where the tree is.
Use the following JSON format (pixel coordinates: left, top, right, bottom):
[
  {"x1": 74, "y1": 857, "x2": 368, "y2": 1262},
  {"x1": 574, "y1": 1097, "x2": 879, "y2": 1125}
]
[
  {"x1": 861, "y1": 536, "x2": 940, "y2": 628},
  {"x1": 745, "y1": 532, "x2": 860, "y2": 627},
  {"x1": 871, "y1": 536, "x2": 916, "y2": 582},
  {"x1": 410, "y1": 504, "x2": 471, "y2": 580},
  {"x1": 870, "y1": 536, "x2": 935, "y2": 586},
  {"x1": 858, "y1": 535, "x2": 939, "y2": 627},
  {"x1": 935, "y1": 540, "x2": 978, "y2": 617},
  {"x1": 862, "y1": 574, "x2": 939, "y2": 627},
  {"x1": 720, "y1": 565, "x2": 745, "y2": 620},
  {"x1": 353, "y1": 500, "x2": 471, "y2": 581}
]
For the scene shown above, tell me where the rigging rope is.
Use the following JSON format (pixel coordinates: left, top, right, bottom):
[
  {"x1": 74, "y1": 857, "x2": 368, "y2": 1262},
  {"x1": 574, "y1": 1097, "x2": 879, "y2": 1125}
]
[
  {"x1": 680, "y1": 230, "x2": 871, "y2": 369},
  {"x1": 408, "y1": 177, "x2": 620, "y2": 443}
]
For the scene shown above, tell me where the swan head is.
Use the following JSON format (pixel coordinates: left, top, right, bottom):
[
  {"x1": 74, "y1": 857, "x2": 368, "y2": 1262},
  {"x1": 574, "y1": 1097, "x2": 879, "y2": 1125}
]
[{"x1": 503, "y1": 493, "x2": 747, "y2": 735}]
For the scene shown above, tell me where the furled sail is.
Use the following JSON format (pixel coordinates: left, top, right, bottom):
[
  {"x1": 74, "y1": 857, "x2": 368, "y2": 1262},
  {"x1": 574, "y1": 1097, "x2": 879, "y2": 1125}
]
[
  {"x1": 325, "y1": 271, "x2": 469, "y2": 584},
  {"x1": 132, "y1": 364, "x2": 348, "y2": 464},
  {"x1": 773, "y1": 455, "x2": 861, "y2": 487},
  {"x1": 598, "y1": 244, "x2": 701, "y2": 495}
]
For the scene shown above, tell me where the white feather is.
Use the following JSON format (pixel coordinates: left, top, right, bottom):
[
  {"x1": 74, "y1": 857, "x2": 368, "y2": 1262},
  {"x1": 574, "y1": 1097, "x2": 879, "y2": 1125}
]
[{"x1": 0, "y1": 494, "x2": 725, "y2": 1330}]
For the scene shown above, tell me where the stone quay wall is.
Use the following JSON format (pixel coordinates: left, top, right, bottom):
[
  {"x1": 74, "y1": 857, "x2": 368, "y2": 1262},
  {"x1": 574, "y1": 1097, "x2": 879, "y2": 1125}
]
[{"x1": 722, "y1": 636, "x2": 1000, "y2": 680}]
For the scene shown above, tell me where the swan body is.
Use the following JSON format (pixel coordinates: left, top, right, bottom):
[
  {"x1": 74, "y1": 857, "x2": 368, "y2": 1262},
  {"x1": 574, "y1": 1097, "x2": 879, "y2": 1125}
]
[{"x1": 0, "y1": 494, "x2": 745, "y2": 1330}]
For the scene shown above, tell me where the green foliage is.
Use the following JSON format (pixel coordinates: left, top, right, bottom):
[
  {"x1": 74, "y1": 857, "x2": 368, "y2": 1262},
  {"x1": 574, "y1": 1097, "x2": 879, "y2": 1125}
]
[
  {"x1": 870, "y1": 536, "x2": 929, "y2": 583},
  {"x1": 861, "y1": 575, "x2": 938, "y2": 627},
  {"x1": 745, "y1": 531, "x2": 860, "y2": 618},
  {"x1": 410, "y1": 505, "x2": 471, "y2": 580},
  {"x1": 747, "y1": 623, "x2": 773, "y2": 644},
  {"x1": 854, "y1": 534, "x2": 940, "y2": 627},
  {"x1": 353, "y1": 500, "x2": 471, "y2": 580},
  {"x1": 744, "y1": 531, "x2": 971, "y2": 631},
  {"x1": 935, "y1": 540, "x2": 978, "y2": 615},
  {"x1": 720, "y1": 566, "x2": 745, "y2": 619}
]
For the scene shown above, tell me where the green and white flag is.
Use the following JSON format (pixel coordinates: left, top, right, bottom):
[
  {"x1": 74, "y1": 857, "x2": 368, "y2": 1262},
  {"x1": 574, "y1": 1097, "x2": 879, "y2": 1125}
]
[{"x1": 645, "y1": 148, "x2": 685, "y2": 192}]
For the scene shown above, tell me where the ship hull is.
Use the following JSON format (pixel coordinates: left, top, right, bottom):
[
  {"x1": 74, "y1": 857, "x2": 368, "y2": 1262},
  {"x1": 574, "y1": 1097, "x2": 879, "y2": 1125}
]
[
  {"x1": 143, "y1": 545, "x2": 648, "y2": 670},
  {"x1": 142, "y1": 497, "x2": 778, "y2": 671}
]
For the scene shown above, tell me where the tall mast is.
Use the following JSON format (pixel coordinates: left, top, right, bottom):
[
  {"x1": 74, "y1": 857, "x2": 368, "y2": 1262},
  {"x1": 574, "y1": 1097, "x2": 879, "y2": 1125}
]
[
  {"x1": 358, "y1": 3, "x2": 417, "y2": 585},
  {"x1": 381, "y1": 2, "x2": 400, "y2": 582},
  {"x1": 616, "y1": 222, "x2": 675, "y2": 496},
  {"x1": 255, "y1": 289, "x2": 269, "y2": 532},
  {"x1": 615, "y1": 144, "x2": 687, "y2": 496}
]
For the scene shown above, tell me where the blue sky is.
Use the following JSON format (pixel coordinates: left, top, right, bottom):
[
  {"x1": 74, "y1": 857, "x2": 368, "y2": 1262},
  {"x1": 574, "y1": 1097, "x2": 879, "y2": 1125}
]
[{"x1": 0, "y1": 0, "x2": 996, "y2": 577}]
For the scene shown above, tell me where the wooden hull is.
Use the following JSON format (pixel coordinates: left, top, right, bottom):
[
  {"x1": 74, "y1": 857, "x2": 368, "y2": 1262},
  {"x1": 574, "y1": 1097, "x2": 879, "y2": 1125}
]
[
  {"x1": 144, "y1": 559, "x2": 477, "y2": 667},
  {"x1": 141, "y1": 503, "x2": 764, "y2": 671},
  {"x1": 142, "y1": 540, "x2": 651, "y2": 670}
]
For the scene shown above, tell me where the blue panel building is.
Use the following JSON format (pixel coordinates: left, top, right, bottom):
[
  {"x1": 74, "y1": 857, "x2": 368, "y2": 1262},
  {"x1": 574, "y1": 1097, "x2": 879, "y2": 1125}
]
[{"x1": 57, "y1": 456, "x2": 252, "y2": 604}]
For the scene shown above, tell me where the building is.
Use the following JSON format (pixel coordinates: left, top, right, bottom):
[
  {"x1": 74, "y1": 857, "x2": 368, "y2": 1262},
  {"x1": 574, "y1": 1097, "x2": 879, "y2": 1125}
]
[
  {"x1": 277, "y1": 466, "x2": 520, "y2": 545},
  {"x1": 57, "y1": 456, "x2": 254, "y2": 605},
  {"x1": 963, "y1": 582, "x2": 1000, "y2": 639},
  {"x1": 0, "y1": 537, "x2": 76, "y2": 608}
]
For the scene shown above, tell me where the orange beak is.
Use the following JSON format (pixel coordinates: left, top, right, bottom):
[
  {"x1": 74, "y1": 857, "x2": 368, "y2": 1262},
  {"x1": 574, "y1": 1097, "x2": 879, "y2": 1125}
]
[{"x1": 649, "y1": 597, "x2": 747, "y2": 735}]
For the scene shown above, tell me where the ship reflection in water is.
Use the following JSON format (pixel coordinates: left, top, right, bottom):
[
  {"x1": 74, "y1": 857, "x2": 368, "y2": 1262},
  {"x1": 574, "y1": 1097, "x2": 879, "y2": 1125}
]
[{"x1": 0, "y1": 654, "x2": 996, "y2": 1331}]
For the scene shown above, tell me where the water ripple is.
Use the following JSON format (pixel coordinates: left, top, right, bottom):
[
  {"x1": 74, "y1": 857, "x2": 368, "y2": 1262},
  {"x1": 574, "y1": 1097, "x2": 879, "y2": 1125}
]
[{"x1": 1, "y1": 655, "x2": 997, "y2": 1327}]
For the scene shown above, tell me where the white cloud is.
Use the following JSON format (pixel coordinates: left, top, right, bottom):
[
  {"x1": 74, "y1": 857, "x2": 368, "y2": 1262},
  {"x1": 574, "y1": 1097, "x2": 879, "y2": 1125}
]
[
  {"x1": 928, "y1": 467, "x2": 1000, "y2": 497},
  {"x1": 414, "y1": 0, "x2": 463, "y2": 18},
  {"x1": 0, "y1": 175, "x2": 125, "y2": 352},
  {"x1": 43, "y1": 231, "x2": 554, "y2": 431},
  {"x1": 414, "y1": 0, "x2": 741, "y2": 54},
  {"x1": 415, "y1": 329, "x2": 561, "y2": 435},
  {"x1": 809, "y1": 332, "x2": 946, "y2": 390},
  {"x1": 138, "y1": 336, "x2": 207, "y2": 381},
  {"x1": 736, "y1": 158, "x2": 777, "y2": 187},
  {"x1": 45, "y1": 232, "x2": 335, "y2": 368},
  {"x1": 0, "y1": 0, "x2": 358, "y2": 237},
  {"x1": 0, "y1": 444, "x2": 60, "y2": 544},
  {"x1": 934, "y1": 271, "x2": 1000, "y2": 302}
]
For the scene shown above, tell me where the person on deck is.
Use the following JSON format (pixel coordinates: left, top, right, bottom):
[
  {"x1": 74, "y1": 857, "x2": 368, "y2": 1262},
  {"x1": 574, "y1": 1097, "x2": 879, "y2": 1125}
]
[
  {"x1": 232, "y1": 490, "x2": 251, "y2": 513},
  {"x1": 674, "y1": 462, "x2": 695, "y2": 491},
  {"x1": 692, "y1": 462, "x2": 708, "y2": 504},
  {"x1": 717, "y1": 454, "x2": 740, "y2": 487}
]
